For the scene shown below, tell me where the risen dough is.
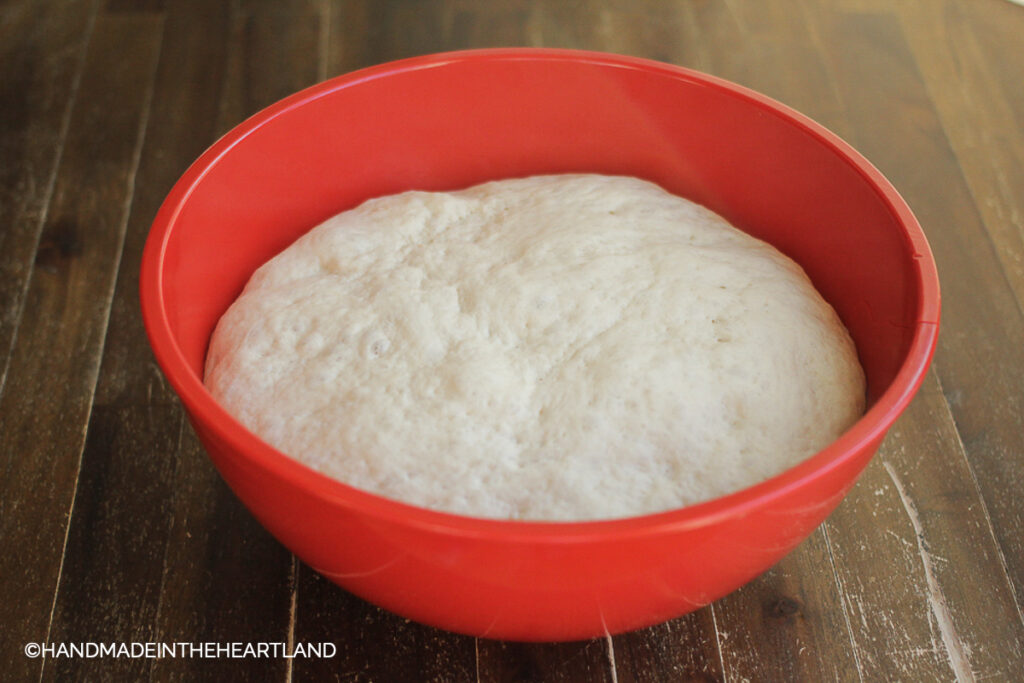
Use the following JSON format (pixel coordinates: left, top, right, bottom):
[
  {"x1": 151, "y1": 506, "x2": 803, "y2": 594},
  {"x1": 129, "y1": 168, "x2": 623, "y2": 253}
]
[{"x1": 205, "y1": 175, "x2": 865, "y2": 520}]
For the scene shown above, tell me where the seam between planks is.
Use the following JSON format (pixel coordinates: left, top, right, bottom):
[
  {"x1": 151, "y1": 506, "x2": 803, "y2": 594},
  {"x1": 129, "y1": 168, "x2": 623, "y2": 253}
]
[
  {"x1": 285, "y1": 555, "x2": 299, "y2": 683},
  {"x1": 318, "y1": 0, "x2": 330, "y2": 83},
  {"x1": 280, "y1": 6, "x2": 321, "y2": 675},
  {"x1": 820, "y1": 522, "x2": 866, "y2": 683},
  {"x1": 794, "y1": 0, "x2": 854, "y2": 132},
  {"x1": 36, "y1": 16, "x2": 163, "y2": 679},
  {"x1": 929, "y1": 372, "x2": 1024, "y2": 629},
  {"x1": 146, "y1": 413, "x2": 187, "y2": 683},
  {"x1": 709, "y1": 602, "x2": 728, "y2": 683}
]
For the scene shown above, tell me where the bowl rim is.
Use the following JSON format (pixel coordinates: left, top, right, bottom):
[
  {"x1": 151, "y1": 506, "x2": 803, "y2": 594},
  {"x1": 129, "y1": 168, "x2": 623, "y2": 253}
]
[{"x1": 140, "y1": 47, "x2": 940, "y2": 541}]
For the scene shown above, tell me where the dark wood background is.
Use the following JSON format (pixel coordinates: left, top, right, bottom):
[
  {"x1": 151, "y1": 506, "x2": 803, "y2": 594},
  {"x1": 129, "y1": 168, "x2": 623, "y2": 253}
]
[{"x1": 2, "y1": 0, "x2": 1023, "y2": 680}]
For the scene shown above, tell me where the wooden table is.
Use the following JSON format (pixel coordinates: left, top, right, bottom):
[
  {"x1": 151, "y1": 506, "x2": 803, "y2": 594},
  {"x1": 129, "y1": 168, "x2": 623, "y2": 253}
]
[{"x1": 3, "y1": 0, "x2": 1023, "y2": 680}]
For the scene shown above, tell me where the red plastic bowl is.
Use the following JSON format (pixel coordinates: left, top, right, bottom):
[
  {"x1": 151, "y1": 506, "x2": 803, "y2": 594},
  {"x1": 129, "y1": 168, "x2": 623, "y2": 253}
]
[{"x1": 140, "y1": 49, "x2": 939, "y2": 641}]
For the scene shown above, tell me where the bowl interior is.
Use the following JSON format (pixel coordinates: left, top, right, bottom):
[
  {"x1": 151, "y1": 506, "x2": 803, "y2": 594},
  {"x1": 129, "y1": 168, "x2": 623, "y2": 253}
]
[{"x1": 155, "y1": 51, "x2": 933, "y2": 438}]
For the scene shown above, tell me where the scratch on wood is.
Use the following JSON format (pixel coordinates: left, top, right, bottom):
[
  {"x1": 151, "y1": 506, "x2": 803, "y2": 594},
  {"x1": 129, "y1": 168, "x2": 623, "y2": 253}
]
[
  {"x1": 884, "y1": 461, "x2": 975, "y2": 682},
  {"x1": 709, "y1": 603, "x2": 728, "y2": 683},
  {"x1": 37, "y1": 420, "x2": 87, "y2": 683},
  {"x1": 604, "y1": 632, "x2": 618, "y2": 683},
  {"x1": 821, "y1": 523, "x2": 865, "y2": 682},
  {"x1": 884, "y1": 528, "x2": 919, "y2": 554},
  {"x1": 285, "y1": 555, "x2": 298, "y2": 683},
  {"x1": 932, "y1": 372, "x2": 1024, "y2": 629},
  {"x1": 146, "y1": 414, "x2": 187, "y2": 683},
  {"x1": 474, "y1": 637, "x2": 480, "y2": 683}
]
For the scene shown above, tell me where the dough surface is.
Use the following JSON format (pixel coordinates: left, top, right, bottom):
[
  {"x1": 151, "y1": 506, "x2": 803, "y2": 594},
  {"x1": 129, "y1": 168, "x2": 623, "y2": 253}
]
[{"x1": 205, "y1": 175, "x2": 865, "y2": 520}]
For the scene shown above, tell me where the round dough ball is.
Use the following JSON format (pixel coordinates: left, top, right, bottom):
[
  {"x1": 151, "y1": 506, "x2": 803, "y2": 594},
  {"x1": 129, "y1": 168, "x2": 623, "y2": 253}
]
[{"x1": 204, "y1": 175, "x2": 865, "y2": 521}]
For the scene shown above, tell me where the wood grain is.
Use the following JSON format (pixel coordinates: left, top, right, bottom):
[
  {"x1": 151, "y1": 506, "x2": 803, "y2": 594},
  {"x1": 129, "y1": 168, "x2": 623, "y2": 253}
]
[
  {"x1": 0, "y1": 0, "x2": 98, "y2": 399},
  {"x1": 293, "y1": 567, "x2": 478, "y2": 682},
  {"x1": 38, "y1": 1, "x2": 319, "y2": 681},
  {"x1": 806, "y1": 0, "x2": 1024, "y2": 645},
  {"x1": 476, "y1": 637, "x2": 617, "y2": 683},
  {"x1": 0, "y1": 10, "x2": 160, "y2": 680},
  {"x1": 35, "y1": 12, "x2": 171, "y2": 683},
  {"x1": 612, "y1": 610, "x2": 723, "y2": 682},
  {"x1": 40, "y1": 0, "x2": 229, "y2": 667},
  {"x1": 830, "y1": 373, "x2": 1024, "y2": 680},
  {"x1": 708, "y1": 5, "x2": 1024, "y2": 679},
  {"x1": 891, "y1": 0, "x2": 1024, "y2": 313}
]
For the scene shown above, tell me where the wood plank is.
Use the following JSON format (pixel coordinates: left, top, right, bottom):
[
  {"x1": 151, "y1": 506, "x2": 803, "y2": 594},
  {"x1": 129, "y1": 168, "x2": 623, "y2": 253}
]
[
  {"x1": 701, "y1": 3, "x2": 1024, "y2": 679},
  {"x1": 827, "y1": 374, "x2": 1024, "y2": 680},
  {"x1": 612, "y1": 610, "x2": 723, "y2": 682},
  {"x1": 711, "y1": 532, "x2": 861, "y2": 683},
  {"x1": 31, "y1": 0, "x2": 319, "y2": 680},
  {"x1": 0, "y1": 10, "x2": 161, "y2": 681},
  {"x1": 0, "y1": 0, "x2": 97, "y2": 395},
  {"x1": 104, "y1": 0, "x2": 165, "y2": 12},
  {"x1": 326, "y1": 0, "x2": 450, "y2": 75},
  {"x1": 966, "y1": 0, "x2": 1024, "y2": 131},
  {"x1": 684, "y1": 0, "x2": 849, "y2": 125},
  {"x1": 687, "y1": 4, "x2": 1024, "y2": 680},
  {"x1": 217, "y1": 0, "x2": 322, "y2": 125},
  {"x1": 591, "y1": 0, "x2": 705, "y2": 68},
  {"x1": 74, "y1": 0, "x2": 232, "y2": 405},
  {"x1": 148, "y1": 428, "x2": 296, "y2": 682},
  {"x1": 292, "y1": 566, "x2": 478, "y2": 681},
  {"x1": 791, "y1": 4, "x2": 1024, "y2": 679},
  {"x1": 444, "y1": 0, "x2": 533, "y2": 50},
  {"x1": 475, "y1": 636, "x2": 616, "y2": 683},
  {"x1": 887, "y1": 0, "x2": 1024, "y2": 328},
  {"x1": 804, "y1": 0, "x2": 1024, "y2": 639},
  {"x1": 325, "y1": 0, "x2": 702, "y2": 75}
]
